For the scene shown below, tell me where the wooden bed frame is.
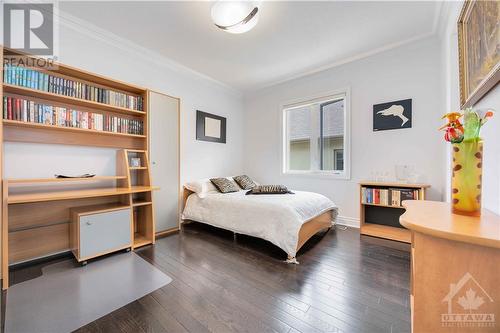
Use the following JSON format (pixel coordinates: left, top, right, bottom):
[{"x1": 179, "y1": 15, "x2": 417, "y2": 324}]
[{"x1": 181, "y1": 188, "x2": 335, "y2": 260}]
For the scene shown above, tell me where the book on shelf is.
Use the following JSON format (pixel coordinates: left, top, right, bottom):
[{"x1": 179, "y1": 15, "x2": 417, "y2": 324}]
[
  {"x1": 3, "y1": 96, "x2": 144, "y2": 135},
  {"x1": 3, "y1": 64, "x2": 144, "y2": 111},
  {"x1": 361, "y1": 187, "x2": 419, "y2": 207}
]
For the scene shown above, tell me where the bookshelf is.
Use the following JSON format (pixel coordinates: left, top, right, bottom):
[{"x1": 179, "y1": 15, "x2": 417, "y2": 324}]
[
  {"x1": 1, "y1": 48, "x2": 158, "y2": 289},
  {"x1": 359, "y1": 181, "x2": 430, "y2": 243},
  {"x1": 3, "y1": 84, "x2": 147, "y2": 116}
]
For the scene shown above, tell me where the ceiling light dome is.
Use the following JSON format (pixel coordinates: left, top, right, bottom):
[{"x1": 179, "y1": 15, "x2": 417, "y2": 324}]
[{"x1": 211, "y1": 1, "x2": 260, "y2": 34}]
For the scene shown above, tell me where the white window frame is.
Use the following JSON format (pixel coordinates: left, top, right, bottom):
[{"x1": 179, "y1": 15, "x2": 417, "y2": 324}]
[{"x1": 280, "y1": 88, "x2": 351, "y2": 180}]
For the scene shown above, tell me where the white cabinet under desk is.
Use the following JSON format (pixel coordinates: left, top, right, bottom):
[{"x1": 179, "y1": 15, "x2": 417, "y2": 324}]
[{"x1": 70, "y1": 204, "x2": 133, "y2": 264}]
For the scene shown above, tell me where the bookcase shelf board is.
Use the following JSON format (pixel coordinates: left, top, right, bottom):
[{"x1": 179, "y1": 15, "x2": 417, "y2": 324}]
[
  {"x1": 132, "y1": 201, "x2": 153, "y2": 207},
  {"x1": 3, "y1": 84, "x2": 147, "y2": 116},
  {"x1": 359, "y1": 181, "x2": 430, "y2": 189},
  {"x1": 362, "y1": 202, "x2": 406, "y2": 209},
  {"x1": 361, "y1": 223, "x2": 411, "y2": 243},
  {"x1": 3, "y1": 120, "x2": 146, "y2": 138},
  {"x1": 8, "y1": 176, "x2": 127, "y2": 184},
  {"x1": 3, "y1": 123, "x2": 146, "y2": 150},
  {"x1": 4, "y1": 49, "x2": 146, "y2": 95},
  {"x1": 8, "y1": 185, "x2": 158, "y2": 204},
  {"x1": 359, "y1": 181, "x2": 430, "y2": 244},
  {"x1": 133, "y1": 234, "x2": 151, "y2": 248},
  {"x1": 1, "y1": 46, "x2": 158, "y2": 289}
]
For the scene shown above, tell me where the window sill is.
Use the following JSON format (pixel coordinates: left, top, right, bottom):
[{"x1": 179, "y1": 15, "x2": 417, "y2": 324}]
[{"x1": 282, "y1": 171, "x2": 350, "y2": 180}]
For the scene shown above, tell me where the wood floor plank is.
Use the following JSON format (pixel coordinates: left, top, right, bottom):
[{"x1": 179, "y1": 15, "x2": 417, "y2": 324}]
[
  {"x1": 137, "y1": 295, "x2": 190, "y2": 333},
  {"x1": 170, "y1": 228, "x2": 407, "y2": 330},
  {"x1": 9, "y1": 224, "x2": 410, "y2": 333},
  {"x1": 148, "y1": 254, "x2": 292, "y2": 333}
]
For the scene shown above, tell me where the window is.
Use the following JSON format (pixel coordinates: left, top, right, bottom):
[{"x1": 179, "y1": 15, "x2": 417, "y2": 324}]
[
  {"x1": 334, "y1": 149, "x2": 344, "y2": 171},
  {"x1": 282, "y1": 91, "x2": 350, "y2": 178}
]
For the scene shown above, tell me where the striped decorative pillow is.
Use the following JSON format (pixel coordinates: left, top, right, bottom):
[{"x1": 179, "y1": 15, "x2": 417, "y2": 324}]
[
  {"x1": 245, "y1": 185, "x2": 294, "y2": 195},
  {"x1": 233, "y1": 175, "x2": 257, "y2": 190},
  {"x1": 210, "y1": 178, "x2": 239, "y2": 193}
]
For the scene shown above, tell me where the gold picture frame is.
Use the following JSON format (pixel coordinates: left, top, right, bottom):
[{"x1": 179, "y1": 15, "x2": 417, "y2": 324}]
[{"x1": 458, "y1": 0, "x2": 499, "y2": 108}]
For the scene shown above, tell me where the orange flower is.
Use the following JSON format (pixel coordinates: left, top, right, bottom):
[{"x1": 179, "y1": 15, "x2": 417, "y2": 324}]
[
  {"x1": 442, "y1": 112, "x2": 462, "y2": 122},
  {"x1": 439, "y1": 112, "x2": 464, "y2": 131}
]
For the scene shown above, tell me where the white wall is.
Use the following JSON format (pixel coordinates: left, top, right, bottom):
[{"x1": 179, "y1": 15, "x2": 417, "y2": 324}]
[
  {"x1": 243, "y1": 37, "x2": 446, "y2": 225},
  {"x1": 4, "y1": 16, "x2": 245, "y2": 185},
  {"x1": 440, "y1": 1, "x2": 500, "y2": 214}
]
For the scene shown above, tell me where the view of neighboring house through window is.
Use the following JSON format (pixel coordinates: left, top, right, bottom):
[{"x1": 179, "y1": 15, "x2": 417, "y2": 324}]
[{"x1": 283, "y1": 92, "x2": 348, "y2": 177}]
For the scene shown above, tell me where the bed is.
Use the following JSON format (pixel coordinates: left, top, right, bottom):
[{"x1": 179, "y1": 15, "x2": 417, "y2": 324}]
[{"x1": 181, "y1": 186, "x2": 338, "y2": 263}]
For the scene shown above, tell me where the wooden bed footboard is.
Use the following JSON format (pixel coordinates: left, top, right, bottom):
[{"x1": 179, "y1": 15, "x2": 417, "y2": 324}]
[
  {"x1": 181, "y1": 187, "x2": 335, "y2": 255},
  {"x1": 296, "y1": 210, "x2": 334, "y2": 254}
]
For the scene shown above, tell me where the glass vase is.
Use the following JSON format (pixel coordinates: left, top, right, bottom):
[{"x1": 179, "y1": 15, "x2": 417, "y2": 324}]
[{"x1": 451, "y1": 141, "x2": 483, "y2": 216}]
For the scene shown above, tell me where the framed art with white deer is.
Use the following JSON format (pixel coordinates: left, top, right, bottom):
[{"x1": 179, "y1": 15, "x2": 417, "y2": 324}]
[
  {"x1": 373, "y1": 99, "x2": 412, "y2": 131},
  {"x1": 458, "y1": 0, "x2": 500, "y2": 108}
]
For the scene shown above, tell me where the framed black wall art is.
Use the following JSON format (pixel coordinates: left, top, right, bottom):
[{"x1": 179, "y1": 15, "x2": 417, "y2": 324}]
[
  {"x1": 373, "y1": 99, "x2": 412, "y2": 131},
  {"x1": 196, "y1": 110, "x2": 227, "y2": 143}
]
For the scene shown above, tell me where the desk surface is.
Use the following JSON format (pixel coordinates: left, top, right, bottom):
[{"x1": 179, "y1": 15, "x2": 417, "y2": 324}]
[
  {"x1": 8, "y1": 186, "x2": 159, "y2": 204},
  {"x1": 400, "y1": 200, "x2": 500, "y2": 249}
]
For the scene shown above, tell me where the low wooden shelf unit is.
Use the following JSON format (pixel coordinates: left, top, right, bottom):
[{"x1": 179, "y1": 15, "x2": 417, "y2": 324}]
[{"x1": 359, "y1": 181, "x2": 430, "y2": 243}]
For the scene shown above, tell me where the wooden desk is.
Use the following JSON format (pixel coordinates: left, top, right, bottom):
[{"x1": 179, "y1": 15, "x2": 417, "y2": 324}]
[
  {"x1": 401, "y1": 200, "x2": 500, "y2": 333},
  {"x1": 2, "y1": 150, "x2": 158, "y2": 290}
]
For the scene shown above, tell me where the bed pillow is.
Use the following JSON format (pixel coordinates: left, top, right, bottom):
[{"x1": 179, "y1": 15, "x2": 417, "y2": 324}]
[
  {"x1": 245, "y1": 185, "x2": 294, "y2": 195},
  {"x1": 233, "y1": 175, "x2": 257, "y2": 190},
  {"x1": 210, "y1": 177, "x2": 240, "y2": 193},
  {"x1": 184, "y1": 178, "x2": 219, "y2": 198}
]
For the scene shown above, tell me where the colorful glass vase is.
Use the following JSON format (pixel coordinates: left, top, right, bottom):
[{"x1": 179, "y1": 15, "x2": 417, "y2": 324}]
[{"x1": 451, "y1": 141, "x2": 483, "y2": 216}]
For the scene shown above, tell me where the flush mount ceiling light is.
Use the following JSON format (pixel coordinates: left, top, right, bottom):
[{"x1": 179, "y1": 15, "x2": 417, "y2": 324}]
[{"x1": 211, "y1": 1, "x2": 260, "y2": 34}]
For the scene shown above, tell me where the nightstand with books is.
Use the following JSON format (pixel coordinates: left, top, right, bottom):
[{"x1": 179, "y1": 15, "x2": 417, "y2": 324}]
[{"x1": 359, "y1": 181, "x2": 430, "y2": 243}]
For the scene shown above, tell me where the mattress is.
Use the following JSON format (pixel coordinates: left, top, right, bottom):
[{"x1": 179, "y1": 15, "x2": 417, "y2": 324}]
[{"x1": 182, "y1": 190, "x2": 337, "y2": 257}]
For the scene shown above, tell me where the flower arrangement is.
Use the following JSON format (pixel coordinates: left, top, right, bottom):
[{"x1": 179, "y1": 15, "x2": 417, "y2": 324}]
[
  {"x1": 440, "y1": 108, "x2": 494, "y2": 143},
  {"x1": 440, "y1": 108, "x2": 494, "y2": 217}
]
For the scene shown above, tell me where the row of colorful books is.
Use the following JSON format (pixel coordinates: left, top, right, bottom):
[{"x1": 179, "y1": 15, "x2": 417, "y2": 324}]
[
  {"x1": 3, "y1": 96, "x2": 144, "y2": 135},
  {"x1": 3, "y1": 64, "x2": 144, "y2": 111},
  {"x1": 361, "y1": 187, "x2": 419, "y2": 207}
]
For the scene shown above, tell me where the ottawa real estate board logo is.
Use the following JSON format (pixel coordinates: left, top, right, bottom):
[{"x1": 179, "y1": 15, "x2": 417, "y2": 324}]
[
  {"x1": 3, "y1": 2, "x2": 58, "y2": 69},
  {"x1": 441, "y1": 272, "x2": 495, "y2": 328}
]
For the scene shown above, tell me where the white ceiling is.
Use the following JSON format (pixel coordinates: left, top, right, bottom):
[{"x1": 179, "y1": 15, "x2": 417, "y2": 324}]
[{"x1": 60, "y1": 1, "x2": 442, "y2": 92}]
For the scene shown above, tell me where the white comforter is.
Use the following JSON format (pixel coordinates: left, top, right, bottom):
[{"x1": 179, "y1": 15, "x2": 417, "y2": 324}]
[{"x1": 182, "y1": 190, "x2": 337, "y2": 257}]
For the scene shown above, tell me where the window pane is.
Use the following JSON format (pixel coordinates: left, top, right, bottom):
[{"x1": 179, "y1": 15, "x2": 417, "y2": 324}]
[
  {"x1": 284, "y1": 94, "x2": 346, "y2": 175},
  {"x1": 321, "y1": 99, "x2": 344, "y2": 171},
  {"x1": 287, "y1": 106, "x2": 311, "y2": 170}
]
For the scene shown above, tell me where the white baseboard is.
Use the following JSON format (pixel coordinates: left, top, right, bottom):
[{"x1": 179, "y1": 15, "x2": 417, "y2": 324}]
[{"x1": 335, "y1": 215, "x2": 360, "y2": 228}]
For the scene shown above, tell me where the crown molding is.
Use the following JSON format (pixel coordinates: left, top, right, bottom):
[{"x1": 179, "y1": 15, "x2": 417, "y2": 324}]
[
  {"x1": 250, "y1": 1, "x2": 445, "y2": 94},
  {"x1": 54, "y1": 8, "x2": 242, "y2": 97},
  {"x1": 250, "y1": 31, "x2": 436, "y2": 94},
  {"x1": 45, "y1": 1, "x2": 446, "y2": 96}
]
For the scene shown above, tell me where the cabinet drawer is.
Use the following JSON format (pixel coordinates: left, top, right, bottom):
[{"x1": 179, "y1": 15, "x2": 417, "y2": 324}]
[{"x1": 79, "y1": 208, "x2": 131, "y2": 259}]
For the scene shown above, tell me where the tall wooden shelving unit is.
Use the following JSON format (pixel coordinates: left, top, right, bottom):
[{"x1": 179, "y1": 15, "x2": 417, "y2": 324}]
[{"x1": 1, "y1": 48, "x2": 157, "y2": 289}]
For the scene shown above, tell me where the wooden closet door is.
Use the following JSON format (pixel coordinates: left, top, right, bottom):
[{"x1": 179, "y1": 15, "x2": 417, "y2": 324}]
[{"x1": 148, "y1": 91, "x2": 180, "y2": 234}]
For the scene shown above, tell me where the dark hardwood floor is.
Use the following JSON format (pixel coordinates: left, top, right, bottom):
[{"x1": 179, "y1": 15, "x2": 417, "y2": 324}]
[{"x1": 9, "y1": 224, "x2": 412, "y2": 333}]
